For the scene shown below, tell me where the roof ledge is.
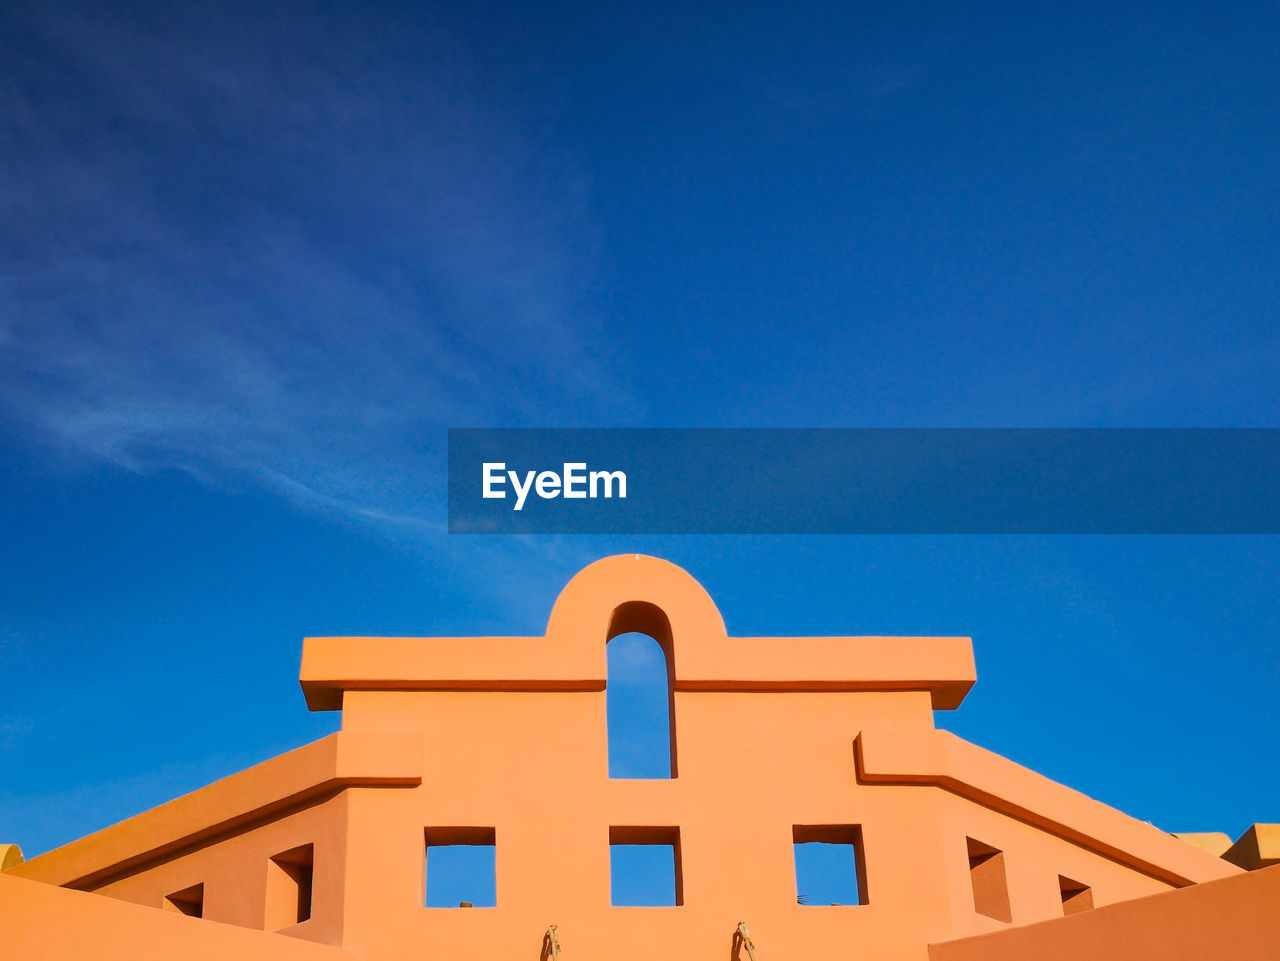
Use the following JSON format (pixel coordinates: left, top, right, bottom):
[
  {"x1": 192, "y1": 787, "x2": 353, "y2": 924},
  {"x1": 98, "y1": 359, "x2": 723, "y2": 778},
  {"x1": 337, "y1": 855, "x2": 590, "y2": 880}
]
[
  {"x1": 1223, "y1": 824, "x2": 1280, "y2": 871},
  {"x1": 11, "y1": 731, "x2": 423, "y2": 889},
  {"x1": 301, "y1": 555, "x2": 976, "y2": 711},
  {"x1": 855, "y1": 728, "x2": 1242, "y2": 887}
]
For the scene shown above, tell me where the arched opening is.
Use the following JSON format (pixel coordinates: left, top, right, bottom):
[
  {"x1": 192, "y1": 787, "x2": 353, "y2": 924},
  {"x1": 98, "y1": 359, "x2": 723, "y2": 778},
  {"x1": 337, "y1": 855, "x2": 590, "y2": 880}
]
[{"x1": 605, "y1": 602, "x2": 676, "y2": 778}]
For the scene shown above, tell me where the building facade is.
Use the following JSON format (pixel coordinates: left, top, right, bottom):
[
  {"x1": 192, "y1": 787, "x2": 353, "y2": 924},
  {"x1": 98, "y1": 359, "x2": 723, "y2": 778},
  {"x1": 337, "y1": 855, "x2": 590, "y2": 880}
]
[{"x1": 2, "y1": 554, "x2": 1273, "y2": 960}]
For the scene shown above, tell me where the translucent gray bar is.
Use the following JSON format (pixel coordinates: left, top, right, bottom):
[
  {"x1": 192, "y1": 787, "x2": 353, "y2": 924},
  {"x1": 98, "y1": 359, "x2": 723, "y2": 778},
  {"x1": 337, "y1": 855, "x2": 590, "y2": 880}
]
[{"x1": 448, "y1": 429, "x2": 1280, "y2": 534}]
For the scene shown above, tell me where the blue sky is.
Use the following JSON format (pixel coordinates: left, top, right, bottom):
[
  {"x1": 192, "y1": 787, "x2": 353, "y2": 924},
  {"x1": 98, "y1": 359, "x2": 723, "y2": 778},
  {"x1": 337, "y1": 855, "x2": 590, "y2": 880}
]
[{"x1": 1, "y1": 0, "x2": 1278, "y2": 867}]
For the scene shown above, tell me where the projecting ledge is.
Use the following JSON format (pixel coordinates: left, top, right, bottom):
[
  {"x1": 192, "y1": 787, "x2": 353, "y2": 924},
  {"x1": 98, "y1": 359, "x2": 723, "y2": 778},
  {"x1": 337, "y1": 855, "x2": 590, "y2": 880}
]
[
  {"x1": 299, "y1": 633, "x2": 976, "y2": 711},
  {"x1": 855, "y1": 728, "x2": 1241, "y2": 887},
  {"x1": 11, "y1": 731, "x2": 423, "y2": 889}
]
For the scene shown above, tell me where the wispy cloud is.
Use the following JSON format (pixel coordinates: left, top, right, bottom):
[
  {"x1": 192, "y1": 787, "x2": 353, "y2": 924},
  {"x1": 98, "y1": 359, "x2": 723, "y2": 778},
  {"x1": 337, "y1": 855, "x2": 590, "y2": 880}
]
[{"x1": 0, "y1": 1, "x2": 639, "y2": 533}]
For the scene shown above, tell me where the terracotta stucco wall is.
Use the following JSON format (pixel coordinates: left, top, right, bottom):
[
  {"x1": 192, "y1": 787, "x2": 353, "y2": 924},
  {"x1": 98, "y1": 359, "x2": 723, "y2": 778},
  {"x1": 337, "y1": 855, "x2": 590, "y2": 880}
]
[
  {"x1": 3, "y1": 555, "x2": 1243, "y2": 961},
  {"x1": 0, "y1": 872, "x2": 353, "y2": 961},
  {"x1": 91, "y1": 795, "x2": 349, "y2": 944},
  {"x1": 929, "y1": 863, "x2": 1280, "y2": 961}
]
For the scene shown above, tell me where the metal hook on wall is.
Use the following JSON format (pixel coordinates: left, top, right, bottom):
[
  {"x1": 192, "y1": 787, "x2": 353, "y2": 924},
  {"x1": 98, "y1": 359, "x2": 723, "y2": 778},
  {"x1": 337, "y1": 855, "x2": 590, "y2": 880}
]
[{"x1": 544, "y1": 924, "x2": 561, "y2": 961}]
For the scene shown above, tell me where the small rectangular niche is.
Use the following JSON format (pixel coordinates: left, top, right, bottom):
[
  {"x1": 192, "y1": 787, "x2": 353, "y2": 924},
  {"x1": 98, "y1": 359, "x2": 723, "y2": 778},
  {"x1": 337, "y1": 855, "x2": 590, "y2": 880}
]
[
  {"x1": 793, "y1": 825, "x2": 868, "y2": 906},
  {"x1": 1058, "y1": 875, "x2": 1094, "y2": 915},
  {"x1": 163, "y1": 883, "x2": 204, "y2": 918},
  {"x1": 967, "y1": 838, "x2": 1011, "y2": 923},
  {"x1": 265, "y1": 844, "x2": 314, "y2": 930},
  {"x1": 609, "y1": 826, "x2": 682, "y2": 906},
  {"x1": 425, "y1": 827, "x2": 496, "y2": 908}
]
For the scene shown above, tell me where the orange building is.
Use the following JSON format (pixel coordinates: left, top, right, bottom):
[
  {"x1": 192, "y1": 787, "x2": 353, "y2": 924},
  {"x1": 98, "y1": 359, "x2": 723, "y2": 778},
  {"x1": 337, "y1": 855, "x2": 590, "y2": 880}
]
[{"x1": 2, "y1": 554, "x2": 1275, "y2": 960}]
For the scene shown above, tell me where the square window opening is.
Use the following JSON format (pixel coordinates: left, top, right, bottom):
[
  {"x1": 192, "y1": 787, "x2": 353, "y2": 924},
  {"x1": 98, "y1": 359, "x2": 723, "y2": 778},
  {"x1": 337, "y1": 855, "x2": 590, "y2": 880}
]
[
  {"x1": 266, "y1": 844, "x2": 313, "y2": 930},
  {"x1": 425, "y1": 827, "x2": 496, "y2": 908},
  {"x1": 793, "y1": 825, "x2": 868, "y2": 906},
  {"x1": 609, "y1": 826, "x2": 682, "y2": 906},
  {"x1": 967, "y1": 837, "x2": 1011, "y2": 923},
  {"x1": 163, "y1": 883, "x2": 204, "y2": 918},
  {"x1": 1059, "y1": 875, "x2": 1093, "y2": 915}
]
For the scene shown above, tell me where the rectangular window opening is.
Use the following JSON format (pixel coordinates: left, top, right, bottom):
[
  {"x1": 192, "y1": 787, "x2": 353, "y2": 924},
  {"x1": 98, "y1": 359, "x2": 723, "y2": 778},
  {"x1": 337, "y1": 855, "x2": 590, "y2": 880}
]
[
  {"x1": 265, "y1": 844, "x2": 314, "y2": 930},
  {"x1": 163, "y1": 882, "x2": 204, "y2": 918},
  {"x1": 967, "y1": 837, "x2": 1011, "y2": 923},
  {"x1": 793, "y1": 825, "x2": 868, "y2": 906},
  {"x1": 425, "y1": 827, "x2": 496, "y2": 908},
  {"x1": 609, "y1": 826, "x2": 682, "y2": 906},
  {"x1": 1058, "y1": 875, "x2": 1093, "y2": 915}
]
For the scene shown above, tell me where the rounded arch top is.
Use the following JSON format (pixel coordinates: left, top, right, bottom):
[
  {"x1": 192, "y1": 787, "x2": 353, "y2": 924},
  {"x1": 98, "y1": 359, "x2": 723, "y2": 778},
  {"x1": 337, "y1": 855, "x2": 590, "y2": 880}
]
[
  {"x1": 301, "y1": 552, "x2": 975, "y2": 712},
  {"x1": 544, "y1": 555, "x2": 727, "y2": 660},
  {"x1": 0, "y1": 844, "x2": 23, "y2": 872}
]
